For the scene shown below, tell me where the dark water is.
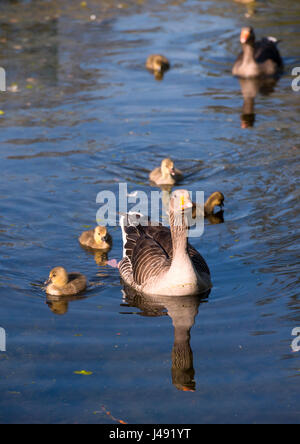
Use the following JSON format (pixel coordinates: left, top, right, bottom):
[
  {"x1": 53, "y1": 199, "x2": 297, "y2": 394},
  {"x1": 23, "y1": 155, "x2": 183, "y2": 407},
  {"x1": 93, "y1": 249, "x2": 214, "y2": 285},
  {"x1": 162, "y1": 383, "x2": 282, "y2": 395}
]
[{"x1": 0, "y1": 0, "x2": 299, "y2": 424}]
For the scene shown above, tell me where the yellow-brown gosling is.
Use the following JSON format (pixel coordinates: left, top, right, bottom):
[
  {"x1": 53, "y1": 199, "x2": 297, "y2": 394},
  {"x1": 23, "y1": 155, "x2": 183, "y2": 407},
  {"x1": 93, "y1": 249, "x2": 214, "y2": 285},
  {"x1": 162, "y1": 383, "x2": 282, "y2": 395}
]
[
  {"x1": 146, "y1": 55, "x2": 170, "y2": 74},
  {"x1": 44, "y1": 267, "x2": 87, "y2": 296},
  {"x1": 192, "y1": 192, "x2": 225, "y2": 219},
  {"x1": 79, "y1": 226, "x2": 112, "y2": 251},
  {"x1": 150, "y1": 158, "x2": 183, "y2": 186}
]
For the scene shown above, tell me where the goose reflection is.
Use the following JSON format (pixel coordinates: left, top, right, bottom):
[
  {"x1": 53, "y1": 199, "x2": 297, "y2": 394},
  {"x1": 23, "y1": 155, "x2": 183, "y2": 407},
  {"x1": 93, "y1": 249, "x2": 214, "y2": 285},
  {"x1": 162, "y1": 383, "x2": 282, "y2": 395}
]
[
  {"x1": 238, "y1": 77, "x2": 279, "y2": 128},
  {"x1": 121, "y1": 286, "x2": 210, "y2": 391}
]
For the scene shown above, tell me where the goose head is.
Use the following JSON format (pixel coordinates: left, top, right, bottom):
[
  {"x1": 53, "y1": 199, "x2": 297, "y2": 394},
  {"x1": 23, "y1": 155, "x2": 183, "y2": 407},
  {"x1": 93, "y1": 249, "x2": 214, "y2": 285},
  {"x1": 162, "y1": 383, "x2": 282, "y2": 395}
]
[
  {"x1": 45, "y1": 267, "x2": 68, "y2": 288},
  {"x1": 94, "y1": 226, "x2": 110, "y2": 248},
  {"x1": 161, "y1": 158, "x2": 176, "y2": 180},
  {"x1": 240, "y1": 26, "x2": 255, "y2": 45},
  {"x1": 169, "y1": 190, "x2": 194, "y2": 229}
]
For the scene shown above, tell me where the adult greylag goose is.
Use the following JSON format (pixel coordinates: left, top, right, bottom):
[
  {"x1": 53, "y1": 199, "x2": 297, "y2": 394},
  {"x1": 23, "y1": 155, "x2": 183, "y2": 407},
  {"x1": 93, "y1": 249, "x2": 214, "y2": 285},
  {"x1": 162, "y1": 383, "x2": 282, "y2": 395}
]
[
  {"x1": 150, "y1": 158, "x2": 183, "y2": 186},
  {"x1": 232, "y1": 27, "x2": 283, "y2": 78},
  {"x1": 146, "y1": 55, "x2": 170, "y2": 74},
  {"x1": 44, "y1": 267, "x2": 87, "y2": 296},
  {"x1": 192, "y1": 191, "x2": 224, "y2": 219},
  {"x1": 79, "y1": 225, "x2": 112, "y2": 251},
  {"x1": 119, "y1": 189, "x2": 212, "y2": 297}
]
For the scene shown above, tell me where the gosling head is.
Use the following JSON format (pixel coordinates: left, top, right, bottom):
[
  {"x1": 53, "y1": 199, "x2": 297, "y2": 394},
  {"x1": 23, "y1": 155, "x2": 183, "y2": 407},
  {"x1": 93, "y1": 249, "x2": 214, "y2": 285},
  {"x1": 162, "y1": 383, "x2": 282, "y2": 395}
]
[
  {"x1": 94, "y1": 226, "x2": 110, "y2": 248},
  {"x1": 151, "y1": 55, "x2": 169, "y2": 72},
  {"x1": 205, "y1": 191, "x2": 225, "y2": 214},
  {"x1": 240, "y1": 26, "x2": 255, "y2": 45},
  {"x1": 161, "y1": 158, "x2": 176, "y2": 179},
  {"x1": 45, "y1": 267, "x2": 69, "y2": 288}
]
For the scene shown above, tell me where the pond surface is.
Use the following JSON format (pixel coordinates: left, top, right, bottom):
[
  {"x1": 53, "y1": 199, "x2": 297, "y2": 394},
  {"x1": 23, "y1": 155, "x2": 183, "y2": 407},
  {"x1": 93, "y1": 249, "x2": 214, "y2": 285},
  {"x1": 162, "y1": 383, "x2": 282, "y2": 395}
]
[{"x1": 0, "y1": 0, "x2": 299, "y2": 424}]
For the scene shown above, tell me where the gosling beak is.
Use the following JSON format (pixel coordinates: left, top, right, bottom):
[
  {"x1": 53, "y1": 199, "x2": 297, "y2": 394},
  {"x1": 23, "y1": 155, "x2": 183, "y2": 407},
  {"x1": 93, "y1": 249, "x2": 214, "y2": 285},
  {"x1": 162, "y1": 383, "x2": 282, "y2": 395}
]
[
  {"x1": 240, "y1": 29, "x2": 250, "y2": 44},
  {"x1": 44, "y1": 278, "x2": 51, "y2": 286},
  {"x1": 101, "y1": 234, "x2": 109, "y2": 242},
  {"x1": 170, "y1": 168, "x2": 176, "y2": 176}
]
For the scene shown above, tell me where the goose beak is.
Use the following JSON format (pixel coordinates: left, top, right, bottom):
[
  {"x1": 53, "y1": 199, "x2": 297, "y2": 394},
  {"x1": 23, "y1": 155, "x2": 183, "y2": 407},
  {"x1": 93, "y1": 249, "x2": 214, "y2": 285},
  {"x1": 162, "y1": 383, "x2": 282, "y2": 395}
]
[
  {"x1": 44, "y1": 278, "x2": 51, "y2": 285},
  {"x1": 170, "y1": 168, "x2": 176, "y2": 176},
  {"x1": 180, "y1": 196, "x2": 193, "y2": 210},
  {"x1": 240, "y1": 29, "x2": 250, "y2": 44}
]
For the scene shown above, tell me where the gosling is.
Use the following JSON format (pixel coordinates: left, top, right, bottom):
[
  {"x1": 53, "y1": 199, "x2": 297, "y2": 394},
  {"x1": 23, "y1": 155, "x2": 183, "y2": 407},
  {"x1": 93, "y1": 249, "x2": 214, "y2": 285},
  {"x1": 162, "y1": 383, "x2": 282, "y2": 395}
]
[
  {"x1": 150, "y1": 158, "x2": 183, "y2": 186},
  {"x1": 146, "y1": 55, "x2": 170, "y2": 74},
  {"x1": 192, "y1": 191, "x2": 225, "y2": 218},
  {"x1": 79, "y1": 226, "x2": 112, "y2": 251},
  {"x1": 45, "y1": 267, "x2": 87, "y2": 296}
]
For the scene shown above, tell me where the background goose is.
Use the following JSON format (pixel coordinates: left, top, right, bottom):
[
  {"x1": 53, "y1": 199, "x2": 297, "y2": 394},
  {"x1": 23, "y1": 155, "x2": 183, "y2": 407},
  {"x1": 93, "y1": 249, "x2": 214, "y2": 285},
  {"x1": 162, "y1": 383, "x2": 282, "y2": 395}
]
[
  {"x1": 232, "y1": 27, "x2": 283, "y2": 78},
  {"x1": 44, "y1": 267, "x2": 87, "y2": 296},
  {"x1": 79, "y1": 225, "x2": 112, "y2": 251},
  {"x1": 150, "y1": 158, "x2": 183, "y2": 186},
  {"x1": 119, "y1": 189, "x2": 212, "y2": 297}
]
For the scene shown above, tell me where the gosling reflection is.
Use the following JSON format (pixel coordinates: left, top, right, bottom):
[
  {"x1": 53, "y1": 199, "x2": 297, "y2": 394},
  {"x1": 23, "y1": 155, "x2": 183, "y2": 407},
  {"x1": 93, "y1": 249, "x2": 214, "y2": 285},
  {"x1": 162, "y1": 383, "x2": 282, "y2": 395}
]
[
  {"x1": 238, "y1": 77, "x2": 279, "y2": 129},
  {"x1": 233, "y1": 0, "x2": 256, "y2": 18},
  {"x1": 205, "y1": 210, "x2": 224, "y2": 225},
  {"x1": 154, "y1": 71, "x2": 165, "y2": 81},
  {"x1": 121, "y1": 287, "x2": 210, "y2": 391},
  {"x1": 93, "y1": 251, "x2": 109, "y2": 266},
  {"x1": 46, "y1": 293, "x2": 87, "y2": 316}
]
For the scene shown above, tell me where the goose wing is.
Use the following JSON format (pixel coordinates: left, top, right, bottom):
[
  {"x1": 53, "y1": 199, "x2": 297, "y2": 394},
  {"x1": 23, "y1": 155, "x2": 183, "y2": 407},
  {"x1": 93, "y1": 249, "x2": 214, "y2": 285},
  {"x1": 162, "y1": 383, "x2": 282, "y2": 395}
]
[
  {"x1": 143, "y1": 225, "x2": 210, "y2": 276},
  {"x1": 187, "y1": 244, "x2": 211, "y2": 276},
  {"x1": 254, "y1": 37, "x2": 283, "y2": 68},
  {"x1": 131, "y1": 229, "x2": 171, "y2": 286},
  {"x1": 120, "y1": 215, "x2": 170, "y2": 287}
]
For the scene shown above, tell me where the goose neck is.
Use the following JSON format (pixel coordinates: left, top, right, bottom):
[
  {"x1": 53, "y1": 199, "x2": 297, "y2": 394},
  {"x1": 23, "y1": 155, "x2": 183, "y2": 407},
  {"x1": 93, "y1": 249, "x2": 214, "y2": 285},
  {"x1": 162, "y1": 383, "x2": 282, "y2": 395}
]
[
  {"x1": 169, "y1": 210, "x2": 189, "y2": 257},
  {"x1": 242, "y1": 43, "x2": 256, "y2": 64}
]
